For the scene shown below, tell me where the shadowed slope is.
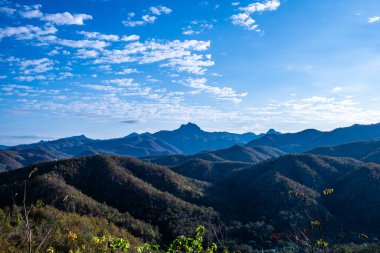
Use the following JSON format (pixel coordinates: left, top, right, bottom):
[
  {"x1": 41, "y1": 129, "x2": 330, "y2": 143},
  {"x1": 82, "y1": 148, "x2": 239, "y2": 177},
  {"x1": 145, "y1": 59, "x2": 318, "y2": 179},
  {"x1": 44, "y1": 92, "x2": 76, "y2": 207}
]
[{"x1": 0, "y1": 155, "x2": 216, "y2": 242}]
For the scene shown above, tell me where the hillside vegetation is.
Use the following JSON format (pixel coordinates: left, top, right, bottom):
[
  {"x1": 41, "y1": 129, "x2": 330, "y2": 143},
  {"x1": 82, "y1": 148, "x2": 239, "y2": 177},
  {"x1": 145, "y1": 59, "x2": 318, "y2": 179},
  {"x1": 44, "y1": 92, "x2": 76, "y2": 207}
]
[
  {"x1": 2, "y1": 153, "x2": 380, "y2": 252},
  {"x1": 307, "y1": 140, "x2": 380, "y2": 164}
]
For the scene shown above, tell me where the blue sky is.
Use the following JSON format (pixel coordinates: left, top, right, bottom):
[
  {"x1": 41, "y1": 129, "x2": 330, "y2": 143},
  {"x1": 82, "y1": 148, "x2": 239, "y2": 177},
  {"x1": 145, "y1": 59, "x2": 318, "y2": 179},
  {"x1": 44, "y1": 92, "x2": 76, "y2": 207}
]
[{"x1": 1, "y1": 0, "x2": 380, "y2": 145}]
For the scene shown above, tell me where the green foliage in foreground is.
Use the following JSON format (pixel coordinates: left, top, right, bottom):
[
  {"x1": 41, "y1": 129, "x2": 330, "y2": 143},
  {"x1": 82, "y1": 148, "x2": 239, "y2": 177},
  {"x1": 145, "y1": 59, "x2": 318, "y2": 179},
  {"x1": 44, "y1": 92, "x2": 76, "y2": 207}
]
[
  {"x1": 0, "y1": 204, "x2": 218, "y2": 253},
  {"x1": 1, "y1": 204, "x2": 380, "y2": 253}
]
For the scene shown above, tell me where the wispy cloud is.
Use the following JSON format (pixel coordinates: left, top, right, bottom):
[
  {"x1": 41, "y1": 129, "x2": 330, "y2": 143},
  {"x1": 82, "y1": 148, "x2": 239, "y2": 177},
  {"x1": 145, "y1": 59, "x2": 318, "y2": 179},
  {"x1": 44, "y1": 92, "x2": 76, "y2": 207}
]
[
  {"x1": 149, "y1": 6, "x2": 172, "y2": 16},
  {"x1": 123, "y1": 5, "x2": 172, "y2": 27},
  {"x1": 331, "y1": 86, "x2": 343, "y2": 93},
  {"x1": 231, "y1": 0, "x2": 280, "y2": 31},
  {"x1": 19, "y1": 58, "x2": 54, "y2": 74},
  {"x1": 103, "y1": 78, "x2": 139, "y2": 87},
  {"x1": 115, "y1": 68, "x2": 139, "y2": 75},
  {"x1": 94, "y1": 39, "x2": 213, "y2": 75},
  {"x1": 0, "y1": 25, "x2": 57, "y2": 41},
  {"x1": 79, "y1": 84, "x2": 124, "y2": 92},
  {"x1": 180, "y1": 78, "x2": 247, "y2": 103},
  {"x1": 161, "y1": 54, "x2": 214, "y2": 75},
  {"x1": 121, "y1": 35, "x2": 140, "y2": 41},
  {"x1": 0, "y1": 6, "x2": 16, "y2": 15},
  {"x1": 78, "y1": 31, "x2": 119, "y2": 41},
  {"x1": 182, "y1": 20, "x2": 214, "y2": 36},
  {"x1": 55, "y1": 38, "x2": 110, "y2": 50},
  {"x1": 19, "y1": 4, "x2": 92, "y2": 25},
  {"x1": 76, "y1": 49, "x2": 100, "y2": 58}
]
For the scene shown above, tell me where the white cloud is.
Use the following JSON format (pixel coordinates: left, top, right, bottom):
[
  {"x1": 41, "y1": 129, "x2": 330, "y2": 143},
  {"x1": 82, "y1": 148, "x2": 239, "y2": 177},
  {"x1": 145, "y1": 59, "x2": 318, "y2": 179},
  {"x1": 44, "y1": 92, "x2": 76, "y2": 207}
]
[
  {"x1": 15, "y1": 75, "x2": 47, "y2": 82},
  {"x1": 301, "y1": 96, "x2": 335, "y2": 103},
  {"x1": 231, "y1": 13, "x2": 258, "y2": 31},
  {"x1": 13, "y1": 71, "x2": 72, "y2": 82},
  {"x1": 0, "y1": 25, "x2": 109, "y2": 50},
  {"x1": 331, "y1": 86, "x2": 343, "y2": 93},
  {"x1": 104, "y1": 78, "x2": 139, "y2": 87},
  {"x1": 95, "y1": 65, "x2": 112, "y2": 72},
  {"x1": 43, "y1": 12, "x2": 92, "y2": 25},
  {"x1": 19, "y1": 5, "x2": 43, "y2": 18},
  {"x1": 181, "y1": 78, "x2": 247, "y2": 103},
  {"x1": 0, "y1": 6, "x2": 16, "y2": 15},
  {"x1": 11, "y1": 91, "x2": 242, "y2": 124},
  {"x1": 123, "y1": 15, "x2": 157, "y2": 27},
  {"x1": 368, "y1": 16, "x2": 380, "y2": 23},
  {"x1": 149, "y1": 6, "x2": 172, "y2": 15},
  {"x1": 1, "y1": 84, "x2": 32, "y2": 92},
  {"x1": 182, "y1": 29, "x2": 199, "y2": 35},
  {"x1": 231, "y1": 0, "x2": 280, "y2": 31},
  {"x1": 56, "y1": 72, "x2": 74, "y2": 80},
  {"x1": 121, "y1": 35, "x2": 140, "y2": 41},
  {"x1": 239, "y1": 0, "x2": 280, "y2": 13},
  {"x1": 19, "y1": 58, "x2": 54, "y2": 74},
  {"x1": 140, "y1": 40, "x2": 211, "y2": 63},
  {"x1": 231, "y1": 2, "x2": 240, "y2": 6},
  {"x1": 79, "y1": 84, "x2": 124, "y2": 92},
  {"x1": 47, "y1": 49, "x2": 59, "y2": 56},
  {"x1": 161, "y1": 54, "x2": 214, "y2": 75},
  {"x1": 76, "y1": 49, "x2": 99, "y2": 59},
  {"x1": 123, "y1": 5, "x2": 171, "y2": 27},
  {"x1": 115, "y1": 68, "x2": 139, "y2": 75},
  {"x1": 78, "y1": 31, "x2": 119, "y2": 41},
  {"x1": 19, "y1": 5, "x2": 92, "y2": 25},
  {"x1": 263, "y1": 96, "x2": 372, "y2": 125},
  {"x1": 0, "y1": 25, "x2": 57, "y2": 41},
  {"x1": 182, "y1": 20, "x2": 214, "y2": 36},
  {"x1": 94, "y1": 39, "x2": 213, "y2": 75},
  {"x1": 57, "y1": 39, "x2": 109, "y2": 50}
]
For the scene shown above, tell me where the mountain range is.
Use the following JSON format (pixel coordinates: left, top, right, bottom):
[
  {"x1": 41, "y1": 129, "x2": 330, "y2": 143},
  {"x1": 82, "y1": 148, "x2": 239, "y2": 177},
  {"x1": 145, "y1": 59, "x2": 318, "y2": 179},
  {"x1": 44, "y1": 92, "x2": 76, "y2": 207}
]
[
  {"x1": 4, "y1": 122, "x2": 380, "y2": 171},
  {"x1": 0, "y1": 123, "x2": 272, "y2": 171},
  {"x1": 246, "y1": 122, "x2": 380, "y2": 153},
  {"x1": 3, "y1": 122, "x2": 380, "y2": 250}
]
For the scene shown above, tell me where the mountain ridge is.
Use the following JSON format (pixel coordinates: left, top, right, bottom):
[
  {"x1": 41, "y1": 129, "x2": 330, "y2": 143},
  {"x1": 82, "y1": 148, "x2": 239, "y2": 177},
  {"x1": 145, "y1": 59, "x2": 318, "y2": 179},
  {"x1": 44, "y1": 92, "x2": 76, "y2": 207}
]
[
  {"x1": 0, "y1": 123, "x2": 266, "y2": 171},
  {"x1": 246, "y1": 122, "x2": 380, "y2": 153}
]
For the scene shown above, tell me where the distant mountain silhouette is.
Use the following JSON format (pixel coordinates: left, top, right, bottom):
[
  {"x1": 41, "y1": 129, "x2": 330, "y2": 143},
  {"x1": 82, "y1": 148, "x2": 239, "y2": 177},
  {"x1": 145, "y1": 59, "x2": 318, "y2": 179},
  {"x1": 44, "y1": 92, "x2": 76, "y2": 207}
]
[
  {"x1": 266, "y1": 129, "x2": 281, "y2": 135},
  {"x1": 0, "y1": 123, "x2": 262, "y2": 170},
  {"x1": 15, "y1": 135, "x2": 95, "y2": 151},
  {"x1": 152, "y1": 123, "x2": 260, "y2": 154},
  {"x1": 246, "y1": 123, "x2": 380, "y2": 153},
  {"x1": 0, "y1": 145, "x2": 9, "y2": 150},
  {"x1": 4, "y1": 122, "x2": 380, "y2": 171}
]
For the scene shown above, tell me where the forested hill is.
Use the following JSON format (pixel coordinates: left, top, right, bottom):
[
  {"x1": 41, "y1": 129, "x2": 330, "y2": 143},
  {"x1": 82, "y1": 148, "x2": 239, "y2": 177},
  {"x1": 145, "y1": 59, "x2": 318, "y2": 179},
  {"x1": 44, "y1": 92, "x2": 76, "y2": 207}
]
[{"x1": 2, "y1": 153, "x2": 380, "y2": 251}]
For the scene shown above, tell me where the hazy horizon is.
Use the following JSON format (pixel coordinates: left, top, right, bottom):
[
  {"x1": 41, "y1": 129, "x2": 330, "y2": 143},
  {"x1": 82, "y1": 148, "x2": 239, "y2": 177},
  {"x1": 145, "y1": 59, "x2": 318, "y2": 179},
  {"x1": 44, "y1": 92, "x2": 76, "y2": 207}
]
[{"x1": 1, "y1": 121, "x2": 376, "y2": 146}]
